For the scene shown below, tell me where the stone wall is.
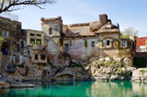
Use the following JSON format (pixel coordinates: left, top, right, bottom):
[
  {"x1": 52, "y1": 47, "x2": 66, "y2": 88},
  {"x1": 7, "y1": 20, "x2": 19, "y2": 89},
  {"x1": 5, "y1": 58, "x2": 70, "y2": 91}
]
[
  {"x1": 63, "y1": 37, "x2": 99, "y2": 62},
  {"x1": 0, "y1": 52, "x2": 2, "y2": 73},
  {"x1": 26, "y1": 29, "x2": 44, "y2": 46}
]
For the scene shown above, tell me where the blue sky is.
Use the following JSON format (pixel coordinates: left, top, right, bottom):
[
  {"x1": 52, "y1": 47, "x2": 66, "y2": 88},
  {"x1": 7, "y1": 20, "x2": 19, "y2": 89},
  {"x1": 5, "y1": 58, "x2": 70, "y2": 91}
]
[{"x1": 10, "y1": 0, "x2": 147, "y2": 37}]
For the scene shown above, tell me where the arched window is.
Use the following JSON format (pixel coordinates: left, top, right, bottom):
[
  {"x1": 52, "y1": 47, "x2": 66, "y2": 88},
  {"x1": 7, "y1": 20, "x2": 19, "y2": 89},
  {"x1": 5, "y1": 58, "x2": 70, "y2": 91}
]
[
  {"x1": 49, "y1": 28, "x2": 52, "y2": 35},
  {"x1": 106, "y1": 40, "x2": 110, "y2": 46}
]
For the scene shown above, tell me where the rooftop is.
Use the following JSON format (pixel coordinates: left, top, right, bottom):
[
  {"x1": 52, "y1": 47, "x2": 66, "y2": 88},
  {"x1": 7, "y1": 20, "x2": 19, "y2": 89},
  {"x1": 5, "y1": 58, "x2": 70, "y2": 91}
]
[{"x1": 136, "y1": 37, "x2": 147, "y2": 46}]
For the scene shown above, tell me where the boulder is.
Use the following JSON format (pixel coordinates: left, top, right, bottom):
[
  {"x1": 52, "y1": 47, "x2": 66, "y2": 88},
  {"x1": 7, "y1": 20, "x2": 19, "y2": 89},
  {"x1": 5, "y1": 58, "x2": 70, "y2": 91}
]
[
  {"x1": 123, "y1": 58, "x2": 133, "y2": 67},
  {"x1": 105, "y1": 57, "x2": 112, "y2": 61},
  {"x1": 94, "y1": 74, "x2": 110, "y2": 81},
  {"x1": 91, "y1": 66, "x2": 98, "y2": 75},
  {"x1": 113, "y1": 58, "x2": 123, "y2": 63},
  {"x1": 127, "y1": 67, "x2": 136, "y2": 72},
  {"x1": 110, "y1": 75, "x2": 120, "y2": 80},
  {"x1": 131, "y1": 68, "x2": 147, "y2": 82}
]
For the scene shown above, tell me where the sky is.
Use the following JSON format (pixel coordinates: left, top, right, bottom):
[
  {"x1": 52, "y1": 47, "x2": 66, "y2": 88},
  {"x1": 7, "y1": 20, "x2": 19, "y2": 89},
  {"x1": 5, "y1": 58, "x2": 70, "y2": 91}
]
[{"x1": 7, "y1": 0, "x2": 147, "y2": 37}]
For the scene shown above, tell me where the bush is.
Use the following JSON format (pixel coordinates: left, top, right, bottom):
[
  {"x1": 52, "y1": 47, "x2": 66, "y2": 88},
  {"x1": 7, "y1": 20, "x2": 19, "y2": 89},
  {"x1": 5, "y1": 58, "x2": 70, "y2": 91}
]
[
  {"x1": 88, "y1": 58, "x2": 120, "y2": 68},
  {"x1": 68, "y1": 61, "x2": 83, "y2": 68},
  {"x1": 133, "y1": 57, "x2": 146, "y2": 68},
  {"x1": 18, "y1": 63, "x2": 25, "y2": 67}
]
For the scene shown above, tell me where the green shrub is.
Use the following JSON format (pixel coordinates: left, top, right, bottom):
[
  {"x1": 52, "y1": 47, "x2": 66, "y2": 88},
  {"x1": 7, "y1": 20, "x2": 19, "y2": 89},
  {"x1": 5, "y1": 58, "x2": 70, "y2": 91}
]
[
  {"x1": 68, "y1": 61, "x2": 83, "y2": 68},
  {"x1": 18, "y1": 63, "x2": 25, "y2": 67},
  {"x1": 31, "y1": 41, "x2": 34, "y2": 44},
  {"x1": 88, "y1": 59, "x2": 120, "y2": 68},
  {"x1": 133, "y1": 57, "x2": 146, "y2": 68},
  {"x1": 37, "y1": 41, "x2": 41, "y2": 45}
]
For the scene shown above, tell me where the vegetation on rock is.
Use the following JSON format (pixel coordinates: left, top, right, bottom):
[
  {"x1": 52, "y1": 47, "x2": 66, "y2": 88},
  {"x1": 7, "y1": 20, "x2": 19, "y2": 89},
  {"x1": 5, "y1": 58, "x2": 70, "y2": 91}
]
[{"x1": 88, "y1": 58, "x2": 121, "y2": 68}]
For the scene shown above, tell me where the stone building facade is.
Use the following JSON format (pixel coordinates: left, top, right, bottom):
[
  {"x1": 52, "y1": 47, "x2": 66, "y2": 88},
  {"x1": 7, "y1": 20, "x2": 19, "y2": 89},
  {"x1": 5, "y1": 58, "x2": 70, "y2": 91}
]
[
  {"x1": 0, "y1": 16, "x2": 22, "y2": 68},
  {"x1": 24, "y1": 29, "x2": 47, "y2": 64},
  {"x1": 0, "y1": 16, "x2": 21, "y2": 56},
  {"x1": 0, "y1": 14, "x2": 137, "y2": 81},
  {"x1": 41, "y1": 14, "x2": 136, "y2": 66}
]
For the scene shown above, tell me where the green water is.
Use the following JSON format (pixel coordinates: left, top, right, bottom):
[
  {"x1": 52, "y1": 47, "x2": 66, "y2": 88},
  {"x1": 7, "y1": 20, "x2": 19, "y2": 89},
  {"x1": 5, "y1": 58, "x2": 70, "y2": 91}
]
[{"x1": 1, "y1": 81, "x2": 147, "y2": 97}]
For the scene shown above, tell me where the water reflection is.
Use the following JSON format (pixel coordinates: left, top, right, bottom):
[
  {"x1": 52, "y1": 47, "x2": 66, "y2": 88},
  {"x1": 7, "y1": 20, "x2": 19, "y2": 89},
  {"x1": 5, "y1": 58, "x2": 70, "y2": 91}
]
[{"x1": 1, "y1": 81, "x2": 147, "y2": 97}]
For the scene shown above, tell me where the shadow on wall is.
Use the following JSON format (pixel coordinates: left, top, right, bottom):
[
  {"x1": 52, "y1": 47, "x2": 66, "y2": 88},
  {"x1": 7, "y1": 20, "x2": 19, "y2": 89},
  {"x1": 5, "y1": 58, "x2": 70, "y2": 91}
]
[{"x1": 1, "y1": 42, "x2": 9, "y2": 55}]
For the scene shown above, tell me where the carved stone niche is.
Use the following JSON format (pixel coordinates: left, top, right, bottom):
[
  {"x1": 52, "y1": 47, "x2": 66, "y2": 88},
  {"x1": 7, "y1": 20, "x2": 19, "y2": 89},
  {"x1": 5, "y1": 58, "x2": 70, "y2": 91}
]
[
  {"x1": 113, "y1": 40, "x2": 119, "y2": 49},
  {"x1": 104, "y1": 39, "x2": 112, "y2": 49}
]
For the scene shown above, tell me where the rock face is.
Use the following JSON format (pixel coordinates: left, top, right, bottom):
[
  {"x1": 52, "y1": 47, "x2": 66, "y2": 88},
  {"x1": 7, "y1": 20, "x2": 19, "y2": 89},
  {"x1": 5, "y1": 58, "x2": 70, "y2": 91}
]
[
  {"x1": 85, "y1": 57, "x2": 144, "y2": 81},
  {"x1": 131, "y1": 68, "x2": 147, "y2": 82},
  {"x1": 88, "y1": 64, "x2": 147, "y2": 82},
  {"x1": 89, "y1": 66, "x2": 133, "y2": 81},
  {"x1": 123, "y1": 58, "x2": 133, "y2": 67}
]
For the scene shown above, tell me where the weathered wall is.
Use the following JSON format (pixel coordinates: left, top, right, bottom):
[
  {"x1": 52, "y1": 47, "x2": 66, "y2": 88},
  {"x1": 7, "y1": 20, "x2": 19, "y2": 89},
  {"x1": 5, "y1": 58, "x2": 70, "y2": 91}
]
[
  {"x1": 26, "y1": 29, "x2": 44, "y2": 45},
  {"x1": 41, "y1": 17, "x2": 62, "y2": 63},
  {"x1": 101, "y1": 48, "x2": 132, "y2": 58},
  {"x1": 41, "y1": 17, "x2": 62, "y2": 37},
  {"x1": 0, "y1": 52, "x2": 2, "y2": 73},
  {"x1": 46, "y1": 37, "x2": 61, "y2": 54},
  {"x1": 98, "y1": 33, "x2": 119, "y2": 40},
  {"x1": 67, "y1": 26, "x2": 90, "y2": 34},
  {"x1": 31, "y1": 49, "x2": 47, "y2": 64},
  {"x1": 63, "y1": 37, "x2": 99, "y2": 62}
]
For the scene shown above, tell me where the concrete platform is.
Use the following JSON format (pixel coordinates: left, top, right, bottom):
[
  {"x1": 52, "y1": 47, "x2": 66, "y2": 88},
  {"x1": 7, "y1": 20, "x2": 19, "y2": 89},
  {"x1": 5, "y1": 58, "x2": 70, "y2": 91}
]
[
  {"x1": 10, "y1": 82, "x2": 35, "y2": 88},
  {"x1": 0, "y1": 81, "x2": 10, "y2": 88}
]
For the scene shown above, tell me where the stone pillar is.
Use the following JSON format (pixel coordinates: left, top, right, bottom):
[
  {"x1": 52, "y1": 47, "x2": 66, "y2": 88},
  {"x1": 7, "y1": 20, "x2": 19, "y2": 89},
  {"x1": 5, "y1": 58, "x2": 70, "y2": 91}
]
[{"x1": 129, "y1": 36, "x2": 136, "y2": 52}]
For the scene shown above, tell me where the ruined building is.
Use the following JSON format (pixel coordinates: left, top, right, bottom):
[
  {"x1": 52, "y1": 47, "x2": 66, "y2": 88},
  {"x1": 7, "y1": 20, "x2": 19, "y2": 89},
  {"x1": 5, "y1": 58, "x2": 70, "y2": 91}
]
[
  {"x1": 41, "y1": 14, "x2": 136, "y2": 66},
  {"x1": 24, "y1": 29, "x2": 47, "y2": 64},
  {"x1": 0, "y1": 16, "x2": 22, "y2": 71},
  {"x1": 0, "y1": 13, "x2": 137, "y2": 81}
]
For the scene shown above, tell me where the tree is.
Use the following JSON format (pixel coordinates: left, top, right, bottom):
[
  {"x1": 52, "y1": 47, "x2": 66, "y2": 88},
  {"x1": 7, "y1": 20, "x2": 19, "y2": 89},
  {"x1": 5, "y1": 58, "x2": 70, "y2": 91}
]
[
  {"x1": 0, "y1": 0, "x2": 55, "y2": 14},
  {"x1": 121, "y1": 27, "x2": 138, "y2": 38}
]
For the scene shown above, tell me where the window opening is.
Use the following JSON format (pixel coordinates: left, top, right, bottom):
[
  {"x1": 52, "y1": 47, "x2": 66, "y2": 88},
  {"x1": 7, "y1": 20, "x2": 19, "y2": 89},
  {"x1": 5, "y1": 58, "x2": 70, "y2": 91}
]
[
  {"x1": 64, "y1": 44, "x2": 69, "y2": 52},
  {"x1": 91, "y1": 41, "x2": 95, "y2": 47},
  {"x1": 35, "y1": 54, "x2": 38, "y2": 60}
]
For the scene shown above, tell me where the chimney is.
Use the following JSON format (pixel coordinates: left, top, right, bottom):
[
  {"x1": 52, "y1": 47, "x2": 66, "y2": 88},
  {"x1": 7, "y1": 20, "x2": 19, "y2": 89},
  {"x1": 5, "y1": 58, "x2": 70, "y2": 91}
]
[{"x1": 99, "y1": 14, "x2": 108, "y2": 25}]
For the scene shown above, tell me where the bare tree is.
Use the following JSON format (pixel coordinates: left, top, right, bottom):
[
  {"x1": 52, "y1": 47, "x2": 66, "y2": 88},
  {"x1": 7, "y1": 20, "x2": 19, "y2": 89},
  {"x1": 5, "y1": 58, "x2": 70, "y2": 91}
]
[{"x1": 0, "y1": 0, "x2": 55, "y2": 14}]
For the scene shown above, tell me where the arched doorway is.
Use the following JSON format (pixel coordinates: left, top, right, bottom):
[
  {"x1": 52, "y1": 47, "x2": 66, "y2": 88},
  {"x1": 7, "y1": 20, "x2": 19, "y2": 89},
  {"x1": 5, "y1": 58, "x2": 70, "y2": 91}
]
[{"x1": 1, "y1": 42, "x2": 9, "y2": 55}]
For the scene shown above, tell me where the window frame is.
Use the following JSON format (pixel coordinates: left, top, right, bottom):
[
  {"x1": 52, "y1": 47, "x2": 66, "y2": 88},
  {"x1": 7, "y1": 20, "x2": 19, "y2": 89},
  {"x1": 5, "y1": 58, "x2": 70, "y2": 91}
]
[
  {"x1": 49, "y1": 28, "x2": 52, "y2": 35},
  {"x1": 122, "y1": 41, "x2": 127, "y2": 47},
  {"x1": 106, "y1": 40, "x2": 110, "y2": 46},
  {"x1": 91, "y1": 41, "x2": 95, "y2": 47},
  {"x1": 41, "y1": 54, "x2": 46, "y2": 60},
  {"x1": 35, "y1": 54, "x2": 38, "y2": 60},
  {"x1": 64, "y1": 44, "x2": 69, "y2": 52}
]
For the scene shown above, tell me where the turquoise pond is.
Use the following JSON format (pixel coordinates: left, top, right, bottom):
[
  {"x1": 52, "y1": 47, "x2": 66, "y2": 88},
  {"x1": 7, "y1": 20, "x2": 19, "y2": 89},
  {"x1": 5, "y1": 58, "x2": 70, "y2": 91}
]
[{"x1": 1, "y1": 81, "x2": 147, "y2": 97}]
